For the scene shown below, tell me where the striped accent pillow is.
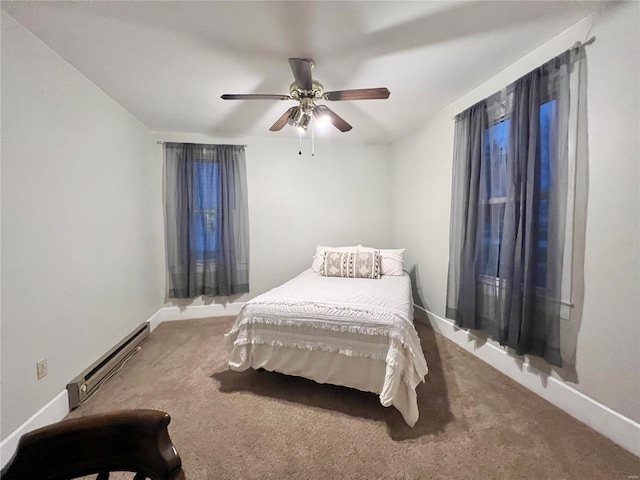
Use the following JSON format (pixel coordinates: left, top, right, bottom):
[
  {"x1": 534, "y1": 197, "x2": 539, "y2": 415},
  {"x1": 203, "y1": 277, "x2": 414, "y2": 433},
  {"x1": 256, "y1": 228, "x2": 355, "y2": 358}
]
[{"x1": 321, "y1": 250, "x2": 381, "y2": 279}]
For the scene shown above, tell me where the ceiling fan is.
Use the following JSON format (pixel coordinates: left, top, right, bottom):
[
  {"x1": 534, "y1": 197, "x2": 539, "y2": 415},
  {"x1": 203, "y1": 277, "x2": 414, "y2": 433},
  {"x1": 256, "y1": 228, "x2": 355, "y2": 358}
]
[{"x1": 221, "y1": 58, "x2": 390, "y2": 133}]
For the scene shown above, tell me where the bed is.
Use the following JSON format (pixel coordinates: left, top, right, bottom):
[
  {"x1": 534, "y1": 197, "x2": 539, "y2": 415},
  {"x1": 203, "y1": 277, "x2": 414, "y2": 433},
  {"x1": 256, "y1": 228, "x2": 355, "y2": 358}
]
[{"x1": 224, "y1": 247, "x2": 429, "y2": 427}]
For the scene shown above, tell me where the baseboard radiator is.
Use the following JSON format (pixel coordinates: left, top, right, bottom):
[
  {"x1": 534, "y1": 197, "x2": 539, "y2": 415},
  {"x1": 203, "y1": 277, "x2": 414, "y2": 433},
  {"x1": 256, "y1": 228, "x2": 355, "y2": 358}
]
[{"x1": 67, "y1": 322, "x2": 150, "y2": 410}]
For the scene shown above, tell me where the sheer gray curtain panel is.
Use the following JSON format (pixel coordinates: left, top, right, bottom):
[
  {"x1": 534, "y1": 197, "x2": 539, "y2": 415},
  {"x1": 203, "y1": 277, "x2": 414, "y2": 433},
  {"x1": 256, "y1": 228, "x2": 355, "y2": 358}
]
[
  {"x1": 164, "y1": 143, "x2": 250, "y2": 298},
  {"x1": 446, "y1": 46, "x2": 588, "y2": 366}
]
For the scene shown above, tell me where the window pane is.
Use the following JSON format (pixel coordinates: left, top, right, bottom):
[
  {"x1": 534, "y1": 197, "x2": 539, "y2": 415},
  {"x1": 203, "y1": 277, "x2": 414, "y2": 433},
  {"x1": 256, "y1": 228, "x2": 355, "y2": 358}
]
[
  {"x1": 192, "y1": 162, "x2": 220, "y2": 260},
  {"x1": 480, "y1": 203, "x2": 505, "y2": 277},
  {"x1": 483, "y1": 120, "x2": 510, "y2": 199},
  {"x1": 196, "y1": 162, "x2": 219, "y2": 210},
  {"x1": 536, "y1": 100, "x2": 555, "y2": 287},
  {"x1": 539, "y1": 100, "x2": 556, "y2": 194},
  {"x1": 481, "y1": 118, "x2": 509, "y2": 277}
]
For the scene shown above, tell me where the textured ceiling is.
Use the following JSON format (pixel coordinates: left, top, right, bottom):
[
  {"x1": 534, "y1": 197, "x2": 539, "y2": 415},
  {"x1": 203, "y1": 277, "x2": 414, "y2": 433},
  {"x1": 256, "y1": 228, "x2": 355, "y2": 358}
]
[{"x1": 2, "y1": 1, "x2": 601, "y2": 143}]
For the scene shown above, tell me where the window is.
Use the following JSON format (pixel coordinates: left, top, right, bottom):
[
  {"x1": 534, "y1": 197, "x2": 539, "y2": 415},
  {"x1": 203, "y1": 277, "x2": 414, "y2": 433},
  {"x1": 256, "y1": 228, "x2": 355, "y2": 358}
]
[
  {"x1": 192, "y1": 161, "x2": 220, "y2": 261},
  {"x1": 480, "y1": 100, "x2": 556, "y2": 289},
  {"x1": 164, "y1": 143, "x2": 249, "y2": 298},
  {"x1": 480, "y1": 117, "x2": 509, "y2": 280},
  {"x1": 446, "y1": 45, "x2": 588, "y2": 367}
]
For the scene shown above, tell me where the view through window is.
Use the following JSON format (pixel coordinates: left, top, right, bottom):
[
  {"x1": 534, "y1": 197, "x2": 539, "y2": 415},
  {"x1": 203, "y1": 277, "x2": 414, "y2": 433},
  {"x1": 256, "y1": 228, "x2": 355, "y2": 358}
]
[
  {"x1": 192, "y1": 162, "x2": 220, "y2": 260},
  {"x1": 480, "y1": 100, "x2": 555, "y2": 288}
]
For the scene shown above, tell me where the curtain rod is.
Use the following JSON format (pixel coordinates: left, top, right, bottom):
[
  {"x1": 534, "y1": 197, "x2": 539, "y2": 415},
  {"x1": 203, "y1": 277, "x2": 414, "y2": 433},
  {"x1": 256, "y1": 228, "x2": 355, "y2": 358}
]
[
  {"x1": 451, "y1": 36, "x2": 595, "y2": 121},
  {"x1": 573, "y1": 35, "x2": 596, "y2": 50},
  {"x1": 156, "y1": 141, "x2": 248, "y2": 147}
]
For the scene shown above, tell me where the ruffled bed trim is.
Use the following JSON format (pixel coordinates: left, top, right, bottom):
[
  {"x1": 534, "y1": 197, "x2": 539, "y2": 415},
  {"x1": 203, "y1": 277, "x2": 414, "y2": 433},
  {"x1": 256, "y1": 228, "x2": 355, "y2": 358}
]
[
  {"x1": 231, "y1": 336, "x2": 421, "y2": 391},
  {"x1": 237, "y1": 300, "x2": 424, "y2": 361},
  {"x1": 233, "y1": 337, "x2": 388, "y2": 363},
  {"x1": 225, "y1": 300, "x2": 428, "y2": 391}
]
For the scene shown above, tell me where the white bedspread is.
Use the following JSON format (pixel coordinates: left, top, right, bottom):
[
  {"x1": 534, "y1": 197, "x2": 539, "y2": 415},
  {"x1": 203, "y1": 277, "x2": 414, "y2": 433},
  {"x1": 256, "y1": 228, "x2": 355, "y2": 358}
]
[{"x1": 224, "y1": 269, "x2": 429, "y2": 426}]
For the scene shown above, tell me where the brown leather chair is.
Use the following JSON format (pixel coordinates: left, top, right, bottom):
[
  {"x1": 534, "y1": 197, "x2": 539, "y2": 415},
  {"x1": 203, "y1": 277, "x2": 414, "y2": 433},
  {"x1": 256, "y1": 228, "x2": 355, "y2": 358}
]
[{"x1": 1, "y1": 409, "x2": 185, "y2": 480}]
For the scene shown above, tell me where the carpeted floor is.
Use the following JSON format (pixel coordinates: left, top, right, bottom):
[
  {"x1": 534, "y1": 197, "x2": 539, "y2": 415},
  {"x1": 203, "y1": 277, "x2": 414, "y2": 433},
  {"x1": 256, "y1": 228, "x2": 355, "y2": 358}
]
[{"x1": 68, "y1": 317, "x2": 639, "y2": 479}]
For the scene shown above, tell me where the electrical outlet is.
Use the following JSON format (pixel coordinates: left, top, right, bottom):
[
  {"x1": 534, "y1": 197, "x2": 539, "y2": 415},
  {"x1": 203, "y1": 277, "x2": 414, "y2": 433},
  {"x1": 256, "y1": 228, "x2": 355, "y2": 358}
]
[{"x1": 36, "y1": 359, "x2": 48, "y2": 380}]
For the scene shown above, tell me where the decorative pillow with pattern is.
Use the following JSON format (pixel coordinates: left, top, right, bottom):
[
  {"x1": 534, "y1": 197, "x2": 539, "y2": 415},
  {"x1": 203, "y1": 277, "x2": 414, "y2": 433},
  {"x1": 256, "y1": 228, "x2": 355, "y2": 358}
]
[
  {"x1": 310, "y1": 245, "x2": 359, "y2": 272},
  {"x1": 321, "y1": 250, "x2": 381, "y2": 279}
]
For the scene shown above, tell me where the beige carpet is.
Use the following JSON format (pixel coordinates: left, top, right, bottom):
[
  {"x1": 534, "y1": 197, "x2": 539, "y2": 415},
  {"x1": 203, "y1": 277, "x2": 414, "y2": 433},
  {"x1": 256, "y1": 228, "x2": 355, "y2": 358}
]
[{"x1": 67, "y1": 317, "x2": 639, "y2": 479}]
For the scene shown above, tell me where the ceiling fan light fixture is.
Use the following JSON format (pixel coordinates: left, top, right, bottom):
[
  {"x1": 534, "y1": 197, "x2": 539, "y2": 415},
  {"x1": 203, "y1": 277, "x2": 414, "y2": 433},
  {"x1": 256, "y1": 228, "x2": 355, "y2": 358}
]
[
  {"x1": 314, "y1": 113, "x2": 331, "y2": 128},
  {"x1": 288, "y1": 107, "x2": 312, "y2": 131},
  {"x1": 287, "y1": 106, "x2": 304, "y2": 127},
  {"x1": 298, "y1": 113, "x2": 311, "y2": 131}
]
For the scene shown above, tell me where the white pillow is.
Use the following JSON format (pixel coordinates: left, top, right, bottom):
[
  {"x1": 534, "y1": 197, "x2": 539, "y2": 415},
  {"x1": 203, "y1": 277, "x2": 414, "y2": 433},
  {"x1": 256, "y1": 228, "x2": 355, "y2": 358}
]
[
  {"x1": 359, "y1": 246, "x2": 405, "y2": 276},
  {"x1": 310, "y1": 245, "x2": 359, "y2": 272}
]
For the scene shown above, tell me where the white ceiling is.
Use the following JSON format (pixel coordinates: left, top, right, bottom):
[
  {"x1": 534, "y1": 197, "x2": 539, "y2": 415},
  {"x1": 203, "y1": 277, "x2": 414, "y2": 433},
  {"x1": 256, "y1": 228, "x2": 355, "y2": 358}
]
[{"x1": 2, "y1": 1, "x2": 601, "y2": 144}]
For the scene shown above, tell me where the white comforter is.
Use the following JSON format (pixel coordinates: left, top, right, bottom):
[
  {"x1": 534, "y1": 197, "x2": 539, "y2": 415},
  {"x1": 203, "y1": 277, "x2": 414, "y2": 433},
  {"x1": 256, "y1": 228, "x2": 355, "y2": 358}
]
[{"x1": 224, "y1": 269, "x2": 428, "y2": 426}]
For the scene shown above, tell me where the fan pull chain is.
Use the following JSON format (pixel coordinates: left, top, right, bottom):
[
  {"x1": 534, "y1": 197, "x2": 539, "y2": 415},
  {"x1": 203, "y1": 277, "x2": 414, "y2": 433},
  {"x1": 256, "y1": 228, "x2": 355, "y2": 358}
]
[
  {"x1": 311, "y1": 115, "x2": 315, "y2": 157},
  {"x1": 298, "y1": 129, "x2": 302, "y2": 155}
]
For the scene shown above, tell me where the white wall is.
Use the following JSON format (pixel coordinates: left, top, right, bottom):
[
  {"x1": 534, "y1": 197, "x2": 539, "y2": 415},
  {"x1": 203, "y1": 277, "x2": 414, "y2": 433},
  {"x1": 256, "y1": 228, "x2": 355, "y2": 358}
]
[
  {"x1": 0, "y1": 13, "x2": 165, "y2": 438},
  {"x1": 391, "y1": 2, "x2": 639, "y2": 423},
  {"x1": 0, "y1": 10, "x2": 393, "y2": 440},
  {"x1": 155, "y1": 133, "x2": 393, "y2": 306}
]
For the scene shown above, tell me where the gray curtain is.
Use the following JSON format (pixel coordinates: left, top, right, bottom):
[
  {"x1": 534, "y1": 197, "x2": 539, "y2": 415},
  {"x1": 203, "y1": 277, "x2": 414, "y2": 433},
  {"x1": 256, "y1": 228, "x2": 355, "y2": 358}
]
[
  {"x1": 164, "y1": 143, "x2": 249, "y2": 298},
  {"x1": 446, "y1": 46, "x2": 587, "y2": 366}
]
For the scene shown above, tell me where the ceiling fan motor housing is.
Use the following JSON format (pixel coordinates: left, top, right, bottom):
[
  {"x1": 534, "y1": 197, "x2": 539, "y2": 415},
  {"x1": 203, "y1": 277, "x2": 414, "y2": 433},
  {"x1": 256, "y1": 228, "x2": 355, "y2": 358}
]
[
  {"x1": 287, "y1": 87, "x2": 319, "y2": 129},
  {"x1": 289, "y1": 80, "x2": 324, "y2": 101}
]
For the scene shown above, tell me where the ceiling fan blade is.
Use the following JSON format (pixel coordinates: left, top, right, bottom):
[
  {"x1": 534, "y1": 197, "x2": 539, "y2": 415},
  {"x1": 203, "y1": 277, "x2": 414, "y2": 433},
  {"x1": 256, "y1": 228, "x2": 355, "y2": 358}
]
[
  {"x1": 221, "y1": 94, "x2": 291, "y2": 100},
  {"x1": 314, "y1": 105, "x2": 352, "y2": 132},
  {"x1": 269, "y1": 107, "x2": 295, "y2": 131},
  {"x1": 288, "y1": 58, "x2": 313, "y2": 91},
  {"x1": 324, "y1": 88, "x2": 390, "y2": 101}
]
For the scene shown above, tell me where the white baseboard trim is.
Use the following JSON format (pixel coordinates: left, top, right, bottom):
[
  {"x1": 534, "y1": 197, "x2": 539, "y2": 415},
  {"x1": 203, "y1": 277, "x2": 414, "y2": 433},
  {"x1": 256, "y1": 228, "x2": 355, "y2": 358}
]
[
  {"x1": 415, "y1": 305, "x2": 640, "y2": 457},
  {"x1": 0, "y1": 390, "x2": 69, "y2": 469},
  {"x1": 148, "y1": 302, "x2": 245, "y2": 331},
  {"x1": 0, "y1": 304, "x2": 244, "y2": 470}
]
